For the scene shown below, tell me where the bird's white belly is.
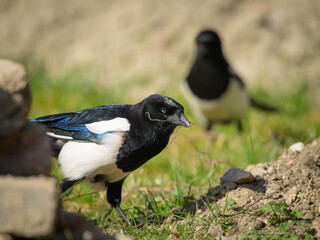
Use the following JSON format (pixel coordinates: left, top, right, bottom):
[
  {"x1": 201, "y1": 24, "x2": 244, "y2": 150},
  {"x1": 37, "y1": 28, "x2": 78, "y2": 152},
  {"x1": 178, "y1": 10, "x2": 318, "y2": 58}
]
[
  {"x1": 58, "y1": 132, "x2": 131, "y2": 188},
  {"x1": 183, "y1": 79, "x2": 250, "y2": 123}
]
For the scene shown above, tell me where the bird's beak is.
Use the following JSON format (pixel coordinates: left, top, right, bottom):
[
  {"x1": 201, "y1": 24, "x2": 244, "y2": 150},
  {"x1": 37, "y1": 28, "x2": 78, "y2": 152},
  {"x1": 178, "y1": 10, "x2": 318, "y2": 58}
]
[{"x1": 170, "y1": 111, "x2": 190, "y2": 128}]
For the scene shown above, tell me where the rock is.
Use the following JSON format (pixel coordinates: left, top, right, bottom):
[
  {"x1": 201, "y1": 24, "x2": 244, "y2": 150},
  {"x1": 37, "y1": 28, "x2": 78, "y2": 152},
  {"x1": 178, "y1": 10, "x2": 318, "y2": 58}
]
[
  {"x1": 303, "y1": 212, "x2": 314, "y2": 220},
  {"x1": 220, "y1": 168, "x2": 255, "y2": 184},
  {"x1": 289, "y1": 142, "x2": 305, "y2": 153},
  {"x1": 114, "y1": 235, "x2": 132, "y2": 240},
  {"x1": 114, "y1": 234, "x2": 132, "y2": 240},
  {"x1": 0, "y1": 88, "x2": 25, "y2": 137},
  {"x1": 207, "y1": 186, "x2": 223, "y2": 196},
  {"x1": 222, "y1": 181, "x2": 238, "y2": 191},
  {"x1": 268, "y1": 183, "x2": 281, "y2": 191},
  {"x1": 289, "y1": 186, "x2": 299, "y2": 194},
  {"x1": 312, "y1": 219, "x2": 320, "y2": 238},
  {"x1": 0, "y1": 122, "x2": 51, "y2": 176},
  {"x1": 0, "y1": 176, "x2": 59, "y2": 238},
  {"x1": 285, "y1": 193, "x2": 297, "y2": 205},
  {"x1": 55, "y1": 212, "x2": 118, "y2": 240},
  {"x1": 287, "y1": 159, "x2": 295, "y2": 165},
  {"x1": 170, "y1": 226, "x2": 180, "y2": 238},
  {"x1": 266, "y1": 188, "x2": 277, "y2": 195},
  {"x1": 247, "y1": 220, "x2": 266, "y2": 230},
  {"x1": 266, "y1": 183, "x2": 281, "y2": 195},
  {"x1": 250, "y1": 165, "x2": 266, "y2": 177},
  {"x1": 207, "y1": 224, "x2": 223, "y2": 236},
  {"x1": 0, "y1": 59, "x2": 31, "y2": 117},
  {"x1": 266, "y1": 166, "x2": 276, "y2": 175}
]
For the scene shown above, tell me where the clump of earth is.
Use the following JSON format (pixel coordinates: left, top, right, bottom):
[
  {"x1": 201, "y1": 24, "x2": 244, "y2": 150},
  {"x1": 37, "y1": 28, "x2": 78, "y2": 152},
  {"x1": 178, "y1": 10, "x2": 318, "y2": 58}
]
[{"x1": 166, "y1": 138, "x2": 320, "y2": 239}]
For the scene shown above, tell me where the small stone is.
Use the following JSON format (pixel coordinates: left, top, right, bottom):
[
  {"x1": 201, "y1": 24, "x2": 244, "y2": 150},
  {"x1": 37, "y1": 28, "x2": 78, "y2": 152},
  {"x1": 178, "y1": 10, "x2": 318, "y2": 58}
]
[
  {"x1": 290, "y1": 186, "x2": 300, "y2": 195},
  {"x1": 82, "y1": 231, "x2": 94, "y2": 240},
  {"x1": 267, "y1": 166, "x2": 276, "y2": 175},
  {"x1": 247, "y1": 220, "x2": 266, "y2": 231},
  {"x1": 220, "y1": 168, "x2": 255, "y2": 184},
  {"x1": 245, "y1": 165, "x2": 255, "y2": 172},
  {"x1": 312, "y1": 219, "x2": 320, "y2": 237},
  {"x1": 219, "y1": 188, "x2": 227, "y2": 196},
  {"x1": 288, "y1": 142, "x2": 305, "y2": 153},
  {"x1": 207, "y1": 224, "x2": 223, "y2": 236},
  {"x1": 195, "y1": 226, "x2": 202, "y2": 232},
  {"x1": 207, "y1": 186, "x2": 223, "y2": 196},
  {"x1": 250, "y1": 166, "x2": 266, "y2": 178},
  {"x1": 170, "y1": 227, "x2": 180, "y2": 237},
  {"x1": 303, "y1": 212, "x2": 314, "y2": 220},
  {"x1": 266, "y1": 188, "x2": 276, "y2": 195},
  {"x1": 115, "y1": 234, "x2": 132, "y2": 240},
  {"x1": 286, "y1": 193, "x2": 297, "y2": 205},
  {"x1": 268, "y1": 183, "x2": 281, "y2": 191},
  {"x1": 287, "y1": 159, "x2": 295, "y2": 165},
  {"x1": 222, "y1": 181, "x2": 238, "y2": 190}
]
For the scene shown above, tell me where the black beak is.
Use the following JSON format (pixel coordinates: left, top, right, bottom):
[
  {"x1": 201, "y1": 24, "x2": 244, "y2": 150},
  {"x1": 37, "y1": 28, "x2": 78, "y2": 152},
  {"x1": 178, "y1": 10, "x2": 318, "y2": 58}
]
[{"x1": 170, "y1": 111, "x2": 190, "y2": 128}]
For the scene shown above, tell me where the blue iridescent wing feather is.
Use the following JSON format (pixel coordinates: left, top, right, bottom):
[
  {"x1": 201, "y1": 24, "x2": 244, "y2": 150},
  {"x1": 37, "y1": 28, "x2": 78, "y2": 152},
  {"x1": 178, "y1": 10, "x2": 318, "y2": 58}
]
[{"x1": 30, "y1": 105, "x2": 130, "y2": 143}]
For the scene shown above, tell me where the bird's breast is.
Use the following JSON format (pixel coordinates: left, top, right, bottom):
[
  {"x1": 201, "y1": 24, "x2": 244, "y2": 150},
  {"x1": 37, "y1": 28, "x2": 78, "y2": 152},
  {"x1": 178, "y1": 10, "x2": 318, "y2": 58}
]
[
  {"x1": 58, "y1": 131, "x2": 128, "y2": 181},
  {"x1": 115, "y1": 130, "x2": 172, "y2": 172},
  {"x1": 183, "y1": 79, "x2": 250, "y2": 122}
]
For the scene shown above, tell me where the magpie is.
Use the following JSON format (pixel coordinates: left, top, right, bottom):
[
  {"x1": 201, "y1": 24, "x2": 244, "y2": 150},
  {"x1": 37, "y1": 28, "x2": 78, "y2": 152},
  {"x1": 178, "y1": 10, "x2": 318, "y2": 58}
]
[
  {"x1": 30, "y1": 94, "x2": 190, "y2": 225},
  {"x1": 183, "y1": 29, "x2": 277, "y2": 131}
]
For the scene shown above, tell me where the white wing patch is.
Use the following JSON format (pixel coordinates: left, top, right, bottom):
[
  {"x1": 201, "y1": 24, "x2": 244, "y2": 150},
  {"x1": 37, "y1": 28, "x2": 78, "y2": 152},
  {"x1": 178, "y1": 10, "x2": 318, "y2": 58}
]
[
  {"x1": 85, "y1": 117, "x2": 130, "y2": 134},
  {"x1": 58, "y1": 131, "x2": 128, "y2": 181}
]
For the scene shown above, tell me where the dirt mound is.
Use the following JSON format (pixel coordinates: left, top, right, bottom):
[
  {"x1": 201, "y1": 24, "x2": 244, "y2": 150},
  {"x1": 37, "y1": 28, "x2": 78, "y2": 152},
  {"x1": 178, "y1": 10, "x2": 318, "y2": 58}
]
[{"x1": 174, "y1": 139, "x2": 320, "y2": 239}]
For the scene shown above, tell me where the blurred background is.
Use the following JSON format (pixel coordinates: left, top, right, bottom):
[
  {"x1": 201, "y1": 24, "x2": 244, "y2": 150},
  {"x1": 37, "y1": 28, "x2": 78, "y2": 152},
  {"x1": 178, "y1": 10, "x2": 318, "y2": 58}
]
[
  {"x1": 1, "y1": 0, "x2": 320, "y2": 233},
  {"x1": 1, "y1": 0, "x2": 320, "y2": 103}
]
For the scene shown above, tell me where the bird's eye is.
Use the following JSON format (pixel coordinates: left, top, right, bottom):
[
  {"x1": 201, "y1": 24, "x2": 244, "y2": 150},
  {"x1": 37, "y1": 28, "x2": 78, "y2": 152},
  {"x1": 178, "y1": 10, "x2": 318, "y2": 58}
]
[{"x1": 160, "y1": 107, "x2": 167, "y2": 114}]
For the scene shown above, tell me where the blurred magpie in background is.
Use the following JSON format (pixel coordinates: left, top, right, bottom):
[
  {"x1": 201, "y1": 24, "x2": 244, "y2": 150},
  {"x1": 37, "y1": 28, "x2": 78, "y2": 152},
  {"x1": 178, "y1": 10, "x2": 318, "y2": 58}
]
[
  {"x1": 183, "y1": 29, "x2": 277, "y2": 132},
  {"x1": 31, "y1": 94, "x2": 190, "y2": 225}
]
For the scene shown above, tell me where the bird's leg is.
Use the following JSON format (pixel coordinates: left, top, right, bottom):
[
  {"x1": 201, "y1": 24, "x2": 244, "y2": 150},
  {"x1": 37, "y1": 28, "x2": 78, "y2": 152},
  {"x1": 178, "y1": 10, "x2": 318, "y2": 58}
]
[
  {"x1": 106, "y1": 179, "x2": 131, "y2": 226},
  {"x1": 115, "y1": 205, "x2": 131, "y2": 226}
]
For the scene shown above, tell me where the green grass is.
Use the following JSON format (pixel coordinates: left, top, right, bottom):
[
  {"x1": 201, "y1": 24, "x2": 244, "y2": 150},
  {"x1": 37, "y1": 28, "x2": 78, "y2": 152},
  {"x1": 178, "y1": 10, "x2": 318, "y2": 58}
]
[
  {"x1": 242, "y1": 202, "x2": 315, "y2": 240},
  {"x1": 28, "y1": 66, "x2": 320, "y2": 239}
]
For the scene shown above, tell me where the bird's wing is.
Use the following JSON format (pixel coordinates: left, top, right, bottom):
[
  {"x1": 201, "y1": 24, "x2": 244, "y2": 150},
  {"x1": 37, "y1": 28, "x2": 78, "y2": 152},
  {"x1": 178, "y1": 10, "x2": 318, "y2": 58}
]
[
  {"x1": 228, "y1": 66, "x2": 245, "y2": 88},
  {"x1": 30, "y1": 105, "x2": 131, "y2": 144}
]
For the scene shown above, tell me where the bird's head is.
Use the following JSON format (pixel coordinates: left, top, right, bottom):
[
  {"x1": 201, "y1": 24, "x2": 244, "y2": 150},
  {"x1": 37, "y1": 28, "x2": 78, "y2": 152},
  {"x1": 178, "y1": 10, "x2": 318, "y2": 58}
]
[
  {"x1": 141, "y1": 94, "x2": 190, "y2": 128},
  {"x1": 195, "y1": 30, "x2": 223, "y2": 59}
]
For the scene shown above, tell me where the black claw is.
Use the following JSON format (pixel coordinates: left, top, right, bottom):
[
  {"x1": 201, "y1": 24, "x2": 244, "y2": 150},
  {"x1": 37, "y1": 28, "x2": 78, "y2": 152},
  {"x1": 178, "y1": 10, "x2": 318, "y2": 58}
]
[{"x1": 116, "y1": 205, "x2": 131, "y2": 226}]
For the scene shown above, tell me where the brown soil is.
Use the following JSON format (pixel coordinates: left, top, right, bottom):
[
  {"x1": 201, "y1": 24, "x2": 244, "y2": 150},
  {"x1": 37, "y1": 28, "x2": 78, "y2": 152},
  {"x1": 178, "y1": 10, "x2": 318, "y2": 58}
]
[{"x1": 169, "y1": 139, "x2": 320, "y2": 239}]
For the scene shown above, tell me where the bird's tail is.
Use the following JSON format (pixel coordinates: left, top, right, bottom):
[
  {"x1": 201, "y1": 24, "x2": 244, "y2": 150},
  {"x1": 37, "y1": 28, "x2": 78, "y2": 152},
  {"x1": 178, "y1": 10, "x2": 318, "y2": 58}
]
[{"x1": 249, "y1": 97, "x2": 278, "y2": 112}]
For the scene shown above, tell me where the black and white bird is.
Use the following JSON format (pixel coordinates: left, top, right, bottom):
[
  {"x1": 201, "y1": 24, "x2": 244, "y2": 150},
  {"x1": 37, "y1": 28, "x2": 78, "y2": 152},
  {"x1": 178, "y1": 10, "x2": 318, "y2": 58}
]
[
  {"x1": 30, "y1": 94, "x2": 190, "y2": 225},
  {"x1": 183, "y1": 29, "x2": 276, "y2": 131}
]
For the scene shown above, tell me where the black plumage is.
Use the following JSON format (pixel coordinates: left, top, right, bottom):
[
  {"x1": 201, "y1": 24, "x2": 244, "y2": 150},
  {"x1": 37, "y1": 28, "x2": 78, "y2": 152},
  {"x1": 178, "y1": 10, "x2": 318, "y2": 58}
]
[
  {"x1": 184, "y1": 29, "x2": 277, "y2": 131},
  {"x1": 31, "y1": 94, "x2": 190, "y2": 225}
]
